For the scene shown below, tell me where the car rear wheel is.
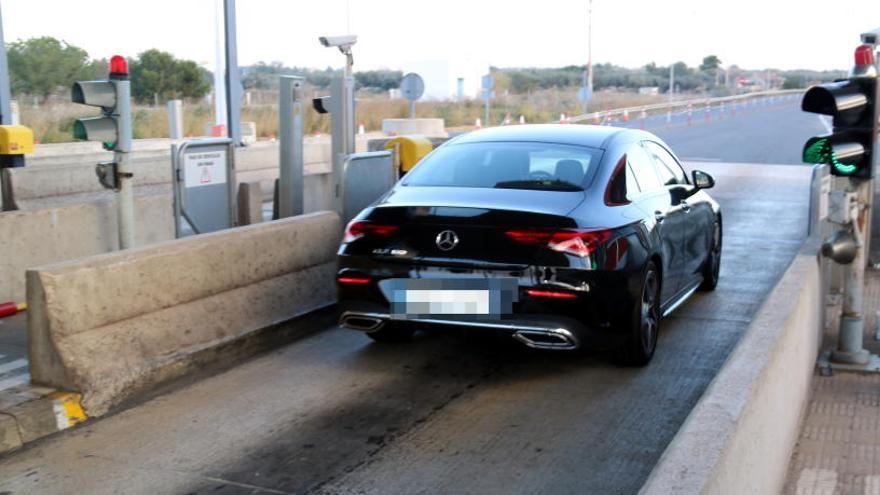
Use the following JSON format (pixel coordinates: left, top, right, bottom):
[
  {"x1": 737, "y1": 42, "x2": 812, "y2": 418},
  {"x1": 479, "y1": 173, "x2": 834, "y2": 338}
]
[
  {"x1": 699, "y1": 220, "x2": 722, "y2": 291},
  {"x1": 619, "y1": 261, "x2": 660, "y2": 366},
  {"x1": 366, "y1": 323, "x2": 416, "y2": 343}
]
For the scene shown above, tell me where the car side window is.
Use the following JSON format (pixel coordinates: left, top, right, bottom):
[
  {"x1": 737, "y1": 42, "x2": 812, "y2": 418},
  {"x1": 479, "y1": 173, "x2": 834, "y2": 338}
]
[
  {"x1": 626, "y1": 145, "x2": 662, "y2": 194},
  {"x1": 644, "y1": 141, "x2": 687, "y2": 186}
]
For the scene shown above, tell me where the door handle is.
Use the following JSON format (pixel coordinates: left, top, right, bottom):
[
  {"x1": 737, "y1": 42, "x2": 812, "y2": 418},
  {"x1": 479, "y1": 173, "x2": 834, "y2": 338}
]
[
  {"x1": 680, "y1": 200, "x2": 691, "y2": 213},
  {"x1": 654, "y1": 211, "x2": 665, "y2": 223}
]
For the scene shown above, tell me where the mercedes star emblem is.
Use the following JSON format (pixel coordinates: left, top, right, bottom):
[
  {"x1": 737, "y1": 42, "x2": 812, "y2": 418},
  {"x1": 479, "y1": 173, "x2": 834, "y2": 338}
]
[{"x1": 435, "y1": 230, "x2": 460, "y2": 251}]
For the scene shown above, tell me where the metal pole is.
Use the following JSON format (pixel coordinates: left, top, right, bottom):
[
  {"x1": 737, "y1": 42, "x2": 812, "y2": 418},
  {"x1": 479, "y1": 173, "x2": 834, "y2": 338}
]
[
  {"x1": 484, "y1": 94, "x2": 490, "y2": 127},
  {"x1": 114, "y1": 80, "x2": 135, "y2": 249},
  {"x1": 213, "y1": 0, "x2": 227, "y2": 128},
  {"x1": 409, "y1": 100, "x2": 416, "y2": 119},
  {"x1": 167, "y1": 100, "x2": 183, "y2": 139},
  {"x1": 278, "y1": 76, "x2": 304, "y2": 218},
  {"x1": 224, "y1": 0, "x2": 242, "y2": 145},
  {"x1": 585, "y1": 0, "x2": 592, "y2": 114},
  {"x1": 0, "y1": 5, "x2": 12, "y2": 126}
]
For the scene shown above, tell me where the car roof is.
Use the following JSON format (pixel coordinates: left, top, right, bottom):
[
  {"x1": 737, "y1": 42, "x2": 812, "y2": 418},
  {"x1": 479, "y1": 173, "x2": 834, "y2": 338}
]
[{"x1": 449, "y1": 124, "x2": 652, "y2": 150}]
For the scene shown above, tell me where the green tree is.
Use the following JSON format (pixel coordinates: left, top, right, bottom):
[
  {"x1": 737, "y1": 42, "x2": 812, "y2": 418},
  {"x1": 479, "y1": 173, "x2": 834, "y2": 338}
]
[
  {"x1": 7, "y1": 37, "x2": 98, "y2": 101},
  {"x1": 129, "y1": 49, "x2": 210, "y2": 104},
  {"x1": 699, "y1": 55, "x2": 721, "y2": 73}
]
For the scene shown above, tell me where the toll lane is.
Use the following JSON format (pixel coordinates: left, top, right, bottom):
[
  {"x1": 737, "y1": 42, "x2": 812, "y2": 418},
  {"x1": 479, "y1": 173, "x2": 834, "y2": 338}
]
[
  {"x1": 0, "y1": 163, "x2": 811, "y2": 495},
  {"x1": 616, "y1": 95, "x2": 827, "y2": 164}
]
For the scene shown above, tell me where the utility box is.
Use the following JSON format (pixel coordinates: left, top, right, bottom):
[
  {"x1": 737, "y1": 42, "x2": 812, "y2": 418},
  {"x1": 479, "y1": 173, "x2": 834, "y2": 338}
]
[
  {"x1": 0, "y1": 125, "x2": 34, "y2": 167},
  {"x1": 384, "y1": 135, "x2": 433, "y2": 173}
]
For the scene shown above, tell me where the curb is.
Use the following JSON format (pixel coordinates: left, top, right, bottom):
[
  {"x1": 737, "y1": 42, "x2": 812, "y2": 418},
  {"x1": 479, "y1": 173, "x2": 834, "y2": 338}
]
[{"x1": 0, "y1": 391, "x2": 87, "y2": 454}]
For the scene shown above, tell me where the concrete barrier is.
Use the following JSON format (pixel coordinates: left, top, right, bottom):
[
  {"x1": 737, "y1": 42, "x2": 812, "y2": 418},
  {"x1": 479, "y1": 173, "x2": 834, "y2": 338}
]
[
  {"x1": 0, "y1": 188, "x2": 173, "y2": 303},
  {"x1": 640, "y1": 239, "x2": 823, "y2": 495},
  {"x1": 27, "y1": 211, "x2": 341, "y2": 416}
]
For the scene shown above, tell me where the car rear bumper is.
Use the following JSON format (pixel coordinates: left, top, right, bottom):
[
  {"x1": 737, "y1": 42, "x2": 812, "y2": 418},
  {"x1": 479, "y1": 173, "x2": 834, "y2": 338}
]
[{"x1": 340, "y1": 310, "x2": 583, "y2": 350}]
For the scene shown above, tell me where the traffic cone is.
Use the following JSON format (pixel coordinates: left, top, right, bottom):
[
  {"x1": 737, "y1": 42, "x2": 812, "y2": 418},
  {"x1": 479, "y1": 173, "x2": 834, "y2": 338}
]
[
  {"x1": 704, "y1": 103, "x2": 711, "y2": 123},
  {"x1": 519, "y1": 115, "x2": 526, "y2": 124},
  {"x1": 623, "y1": 109, "x2": 630, "y2": 122},
  {"x1": 593, "y1": 112, "x2": 600, "y2": 125},
  {"x1": 358, "y1": 123, "x2": 365, "y2": 135},
  {"x1": 475, "y1": 118, "x2": 482, "y2": 128},
  {"x1": 560, "y1": 113, "x2": 567, "y2": 123},
  {"x1": 639, "y1": 109, "x2": 647, "y2": 129}
]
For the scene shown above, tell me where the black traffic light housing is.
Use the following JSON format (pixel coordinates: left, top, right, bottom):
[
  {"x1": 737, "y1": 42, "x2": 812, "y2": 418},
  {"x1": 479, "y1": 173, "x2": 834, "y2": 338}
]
[{"x1": 802, "y1": 68, "x2": 879, "y2": 178}]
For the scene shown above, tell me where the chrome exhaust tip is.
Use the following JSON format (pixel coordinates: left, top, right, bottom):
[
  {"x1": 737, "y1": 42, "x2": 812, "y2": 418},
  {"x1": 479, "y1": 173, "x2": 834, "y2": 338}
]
[
  {"x1": 512, "y1": 328, "x2": 578, "y2": 350},
  {"x1": 340, "y1": 312, "x2": 386, "y2": 332}
]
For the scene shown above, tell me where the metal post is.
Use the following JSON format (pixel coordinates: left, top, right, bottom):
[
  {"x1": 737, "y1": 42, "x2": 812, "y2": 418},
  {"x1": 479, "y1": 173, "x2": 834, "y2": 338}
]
[
  {"x1": 409, "y1": 100, "x2": 416, "y2": 119},
  {"x1": 224, "y1": 0, "x2": 242, "y2": 145},
  {"x1": 584, "y1": 0, "x2": 592, "y2": 115},
  {"x1": 0, "y1": 5, "x2": 11, "y2": 126},
  {"x1": 213, "y1": 0, "x2": 227, "y2": 129},
  {"x1": 330, "y1": 75, "x2": 355, "y2": 212},
  {"x1": 167, "y1": 99, "x2": 183, "y2": 139},
  {"x1": 832, "y1": 179, "x2": 871, "y2": 364},
  {"x1": 484, "y1": 94, "x2": 490, "y2": 127},
  {"x1": 114, "y1": 80, "x2": 135, "y2": 249},
  {"x1": 278, "y1": 76, "x2": 304, "y2": 217}
]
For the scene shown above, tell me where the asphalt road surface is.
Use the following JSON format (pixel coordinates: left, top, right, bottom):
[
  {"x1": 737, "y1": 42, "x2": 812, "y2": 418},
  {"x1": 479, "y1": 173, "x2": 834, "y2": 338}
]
[
  {"x1": 0, "y1": 159, "x2": 811, "y2": 494},
  {"x1": 616, "y1": 94, "x2": 827, "y2": 165}
]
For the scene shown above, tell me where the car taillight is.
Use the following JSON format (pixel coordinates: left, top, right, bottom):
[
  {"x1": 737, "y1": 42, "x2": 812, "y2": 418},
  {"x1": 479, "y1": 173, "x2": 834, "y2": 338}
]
[
  {"x1": 337, "y1": 276, "x2": 371, "y2": 285},
  {"x1": 344, "y1": 220, "x2": 399, "y2": 243},
  {"x1": 505, "y1": 228, "x2": 612, "y2": 257}
]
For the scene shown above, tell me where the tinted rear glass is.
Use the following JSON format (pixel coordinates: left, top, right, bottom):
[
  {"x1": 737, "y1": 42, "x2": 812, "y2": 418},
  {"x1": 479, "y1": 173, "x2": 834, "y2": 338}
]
[{"x1": 402, "y1": 142, "x2": 603, "y2": 191}]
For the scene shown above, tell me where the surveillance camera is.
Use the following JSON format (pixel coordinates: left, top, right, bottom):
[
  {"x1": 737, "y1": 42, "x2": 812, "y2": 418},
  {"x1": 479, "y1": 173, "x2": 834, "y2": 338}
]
[
  {"x1": 861, "y1": 28, "x2": 880, "y2": 45},
  {"x1": 319, "y1": 35, "x2": 358, "y2": 49}
]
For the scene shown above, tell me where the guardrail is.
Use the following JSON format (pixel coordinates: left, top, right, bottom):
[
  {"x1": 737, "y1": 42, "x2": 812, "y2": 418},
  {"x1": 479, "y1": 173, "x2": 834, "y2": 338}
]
[{"x1": 566, "y1": 89, "x2": 805, "y2": 125}]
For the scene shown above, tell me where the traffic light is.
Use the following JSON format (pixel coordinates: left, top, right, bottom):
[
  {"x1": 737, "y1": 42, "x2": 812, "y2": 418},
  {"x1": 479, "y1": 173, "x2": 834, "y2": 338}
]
[
  {"x1": 71, "y1": 55, "x2": 131, "y2": 152},
  {"x1": 801, "y1": 45, "x2": 879, "y2": 178}
]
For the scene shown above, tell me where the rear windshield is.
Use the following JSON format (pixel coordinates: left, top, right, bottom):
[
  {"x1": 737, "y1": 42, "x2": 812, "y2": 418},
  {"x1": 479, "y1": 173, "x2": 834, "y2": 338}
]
[{"x1": 402, "y1": 141, "x2": 603, "y2": 191}]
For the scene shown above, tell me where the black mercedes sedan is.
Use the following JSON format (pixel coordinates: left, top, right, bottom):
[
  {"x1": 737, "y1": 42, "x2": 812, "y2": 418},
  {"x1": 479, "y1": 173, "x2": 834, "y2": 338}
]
[{"x1": 336, "y1": 125, "x2": 721, "y2": 365}]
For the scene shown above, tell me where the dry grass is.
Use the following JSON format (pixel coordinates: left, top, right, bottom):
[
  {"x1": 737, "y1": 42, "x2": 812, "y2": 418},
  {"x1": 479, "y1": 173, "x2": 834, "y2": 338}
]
[{"x1": 18, "y1": 88, "x2": 666, "y2": 143}]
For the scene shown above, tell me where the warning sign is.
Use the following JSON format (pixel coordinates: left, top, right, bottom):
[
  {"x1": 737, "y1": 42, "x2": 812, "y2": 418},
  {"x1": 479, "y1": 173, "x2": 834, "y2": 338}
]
[{"x1": 184, "y1": 150, "x2": 227, "y2": 188}]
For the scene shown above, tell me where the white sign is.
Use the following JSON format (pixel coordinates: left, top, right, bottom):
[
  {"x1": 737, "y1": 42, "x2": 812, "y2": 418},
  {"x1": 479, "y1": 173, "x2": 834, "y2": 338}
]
[{"x1": 184, "y1": 150, "x2": 227, "y2": 188}]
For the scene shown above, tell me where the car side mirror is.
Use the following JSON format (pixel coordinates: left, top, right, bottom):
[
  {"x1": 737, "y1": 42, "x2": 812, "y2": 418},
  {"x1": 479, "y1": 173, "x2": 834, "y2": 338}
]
[{"x1": 692, "y1": 170, "x2": 715, "y2": 190}]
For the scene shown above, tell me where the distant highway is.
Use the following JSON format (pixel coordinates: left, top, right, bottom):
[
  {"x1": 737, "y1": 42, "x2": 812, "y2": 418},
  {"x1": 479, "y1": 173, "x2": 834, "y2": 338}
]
[
  {"x1": 0, "y1": 161, "x2": 811, "y2": 494},
  {"x1": 614, "y1": 94, "x2": 826, "y2": 165}
]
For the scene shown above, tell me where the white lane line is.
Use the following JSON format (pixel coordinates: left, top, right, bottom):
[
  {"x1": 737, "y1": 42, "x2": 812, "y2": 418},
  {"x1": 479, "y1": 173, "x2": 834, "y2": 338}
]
[
  {"x1": 0, "y1": 359, "x2": 28, "y2": 376},
  {"x1": 795, "y1": 468, "x2": 837, "y2": 495},
  {"x1": 818, "y1": 115, "x2": 833, "y2": 133},
  {"x1": 0, "y1": 373, "x2": 29, "y2": 392},
  {"x1": 865, "y1": 475, "x2": 880, "y2": 495},
  {"x1": 681, "y1": 157, "x2": 722, "y2": 162}
]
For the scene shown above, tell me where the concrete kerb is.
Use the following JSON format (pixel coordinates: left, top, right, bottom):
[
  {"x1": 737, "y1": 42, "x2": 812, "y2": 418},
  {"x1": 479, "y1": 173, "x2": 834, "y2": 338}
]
[
  {"x1": 26, "y1": 210, "x2": 342, "y2": 416},
  {"x1": 640, "y1": 238, "x2": 823, "y2": 495}
]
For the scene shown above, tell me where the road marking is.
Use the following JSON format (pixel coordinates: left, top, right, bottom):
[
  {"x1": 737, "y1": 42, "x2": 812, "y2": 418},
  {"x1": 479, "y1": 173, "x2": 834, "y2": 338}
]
[
  {"x1": 0, "y1": 358, "x2": 28, "y2": 376},
  {"x1": 0, "y1": 373, "x2": 29, "y2": 392},
  {"x1": 49, "y1": 392, "x2": 87, "y2": 430},
  {"x1": 818, "y1": 115, "x2": 833, "y2": 133},
  {"x1": 795, "y1": 468, "x2": 837, "y2": 495},
  {"x1": 866, "y1": 475, "x2": 880, "y2": 495},
  {"x1": 681, "y1": 157, "x2": 722, "y2": 162}
]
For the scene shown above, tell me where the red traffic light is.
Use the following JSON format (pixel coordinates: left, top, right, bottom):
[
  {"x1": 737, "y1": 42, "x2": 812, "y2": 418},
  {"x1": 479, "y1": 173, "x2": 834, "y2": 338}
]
[
  {"x1": 109, "y1": 55, "x2": 128, "y2": 78},
  {"x1": 854, "y1": 44, "x2": 875, "y2": 66}
]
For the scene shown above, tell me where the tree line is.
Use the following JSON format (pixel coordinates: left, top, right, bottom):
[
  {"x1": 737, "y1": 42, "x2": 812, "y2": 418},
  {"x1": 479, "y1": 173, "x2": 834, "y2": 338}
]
[{"x1": 6, "y1": 37, "x2": 844, "y2": 105}]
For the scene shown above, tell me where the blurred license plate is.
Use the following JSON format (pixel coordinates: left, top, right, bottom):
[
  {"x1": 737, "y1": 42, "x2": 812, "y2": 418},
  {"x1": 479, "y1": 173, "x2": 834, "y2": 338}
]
[
  {"x1": 404, "y1": 290, "x2": 490, "y2": 315},
  {"x1": 383, "y1": 278, "x2": 518, "y2": 319}
]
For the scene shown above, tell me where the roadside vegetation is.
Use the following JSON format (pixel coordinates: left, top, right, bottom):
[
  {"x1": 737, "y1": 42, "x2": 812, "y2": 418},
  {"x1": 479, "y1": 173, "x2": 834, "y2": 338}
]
[{"x1": 9, "y1": 36, "x2": 846, "y2": 144}]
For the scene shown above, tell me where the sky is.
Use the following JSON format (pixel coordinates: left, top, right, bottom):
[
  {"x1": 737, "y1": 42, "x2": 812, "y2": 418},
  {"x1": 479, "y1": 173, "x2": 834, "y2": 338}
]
[{"x1": 2, "y1": 0, "x2": 877, "y2": 72}]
